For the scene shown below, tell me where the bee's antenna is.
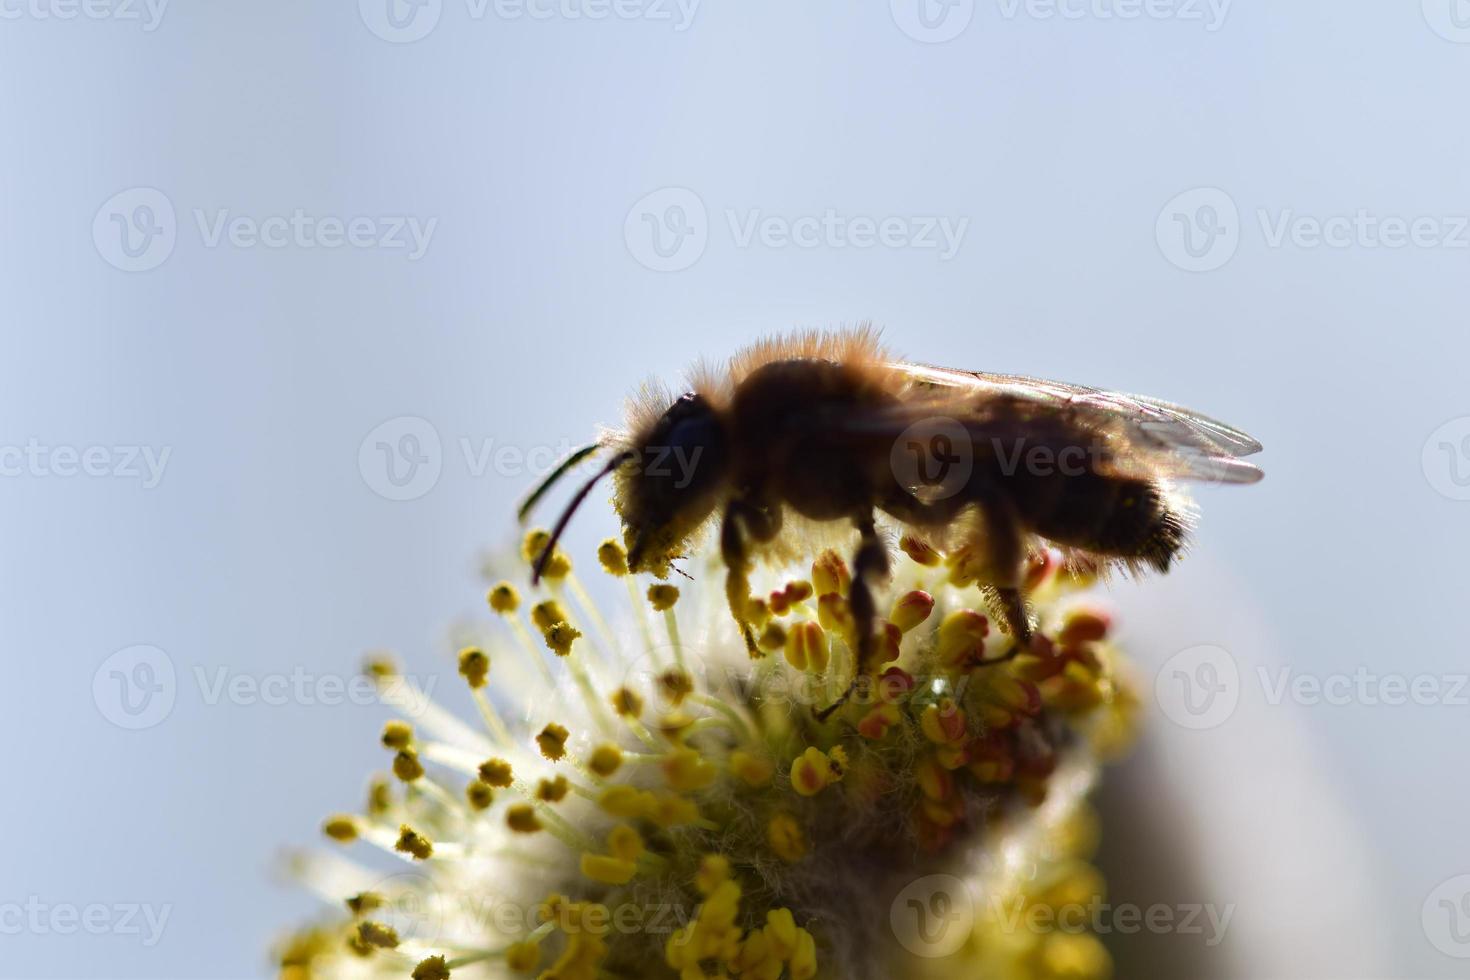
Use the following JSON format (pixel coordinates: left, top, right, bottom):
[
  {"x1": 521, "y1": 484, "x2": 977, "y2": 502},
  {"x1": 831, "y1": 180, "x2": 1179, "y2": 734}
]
[
  {"x1": 518, "y1": 442, "x2": 603, "y2": 524},
  {"x1": 531, "y1": 450, "x2": 636, "y2": 585}
]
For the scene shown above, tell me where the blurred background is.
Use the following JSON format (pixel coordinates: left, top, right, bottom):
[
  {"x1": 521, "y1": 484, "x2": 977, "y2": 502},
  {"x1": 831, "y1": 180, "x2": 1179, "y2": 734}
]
[{"x1": 3, "y1": 1, "x2": 1468, "y2": 975}]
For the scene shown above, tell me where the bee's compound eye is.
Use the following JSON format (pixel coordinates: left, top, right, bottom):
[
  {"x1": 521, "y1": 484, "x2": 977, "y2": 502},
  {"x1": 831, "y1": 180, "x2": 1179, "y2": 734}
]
[
  {"x1": 642, "y1": 394, "x2": 725, "y2": 494},
  {"x1": 664, "y1": 415, "x2": 720, "y2": 465}
]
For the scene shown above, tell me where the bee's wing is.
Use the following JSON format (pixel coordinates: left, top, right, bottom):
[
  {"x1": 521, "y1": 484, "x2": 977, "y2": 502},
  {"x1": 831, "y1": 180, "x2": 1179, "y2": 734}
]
[{"x1": 889, "y1": 362, "x2": 1265, "y2": 485}]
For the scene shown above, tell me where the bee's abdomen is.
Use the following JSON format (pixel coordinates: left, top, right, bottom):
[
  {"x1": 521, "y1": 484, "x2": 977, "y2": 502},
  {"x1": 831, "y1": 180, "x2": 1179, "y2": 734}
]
[{"x1": 1008, "y1": 469, "x2": 1185, "y2": 572}]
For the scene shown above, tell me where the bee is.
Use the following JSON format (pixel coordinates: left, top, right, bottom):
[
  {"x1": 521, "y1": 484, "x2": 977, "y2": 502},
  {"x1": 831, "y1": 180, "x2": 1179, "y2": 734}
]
[{"x1": 522, "y1": 328, "x2": 1262, "y2": 677}]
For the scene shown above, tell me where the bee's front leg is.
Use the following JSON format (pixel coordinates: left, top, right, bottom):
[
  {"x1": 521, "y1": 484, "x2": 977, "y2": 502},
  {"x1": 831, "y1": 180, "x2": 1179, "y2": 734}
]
[{"x1": 720, "y1": 497, "x2": 779, "y2": 656}]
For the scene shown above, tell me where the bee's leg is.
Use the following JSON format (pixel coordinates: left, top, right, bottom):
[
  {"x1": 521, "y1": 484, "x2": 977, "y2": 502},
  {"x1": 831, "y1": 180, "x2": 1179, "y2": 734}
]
[
  {"x1": 884, "y1": 488, "x2": 1034, "y2": 647},
  {"x1": 720, "y1": 497, "x2": 779, "y2": 656},
  {"x1": 991, "y1": 587, "x2": 1033, "y2": 652},
  {"x1": 978, "y1": 503, "x2": 1033, "y2": 652},
  {"x1": 849, "y1": 513, "x2": 890, "y2": 674},
  {"x1": 814, "y1": 513, "x2": 889, "y2": 722}
]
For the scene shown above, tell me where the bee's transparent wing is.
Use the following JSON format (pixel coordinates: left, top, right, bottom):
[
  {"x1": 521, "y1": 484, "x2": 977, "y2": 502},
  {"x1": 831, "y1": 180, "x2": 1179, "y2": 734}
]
[{"x1": 892, "y1": 362, "x2": 1265, "y2": 485}]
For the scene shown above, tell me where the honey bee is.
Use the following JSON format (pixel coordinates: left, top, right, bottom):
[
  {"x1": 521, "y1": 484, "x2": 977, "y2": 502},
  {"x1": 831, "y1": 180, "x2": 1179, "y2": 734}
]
[{"x1": 523, "y1": 328, "x2": 1262, "y2": 674}]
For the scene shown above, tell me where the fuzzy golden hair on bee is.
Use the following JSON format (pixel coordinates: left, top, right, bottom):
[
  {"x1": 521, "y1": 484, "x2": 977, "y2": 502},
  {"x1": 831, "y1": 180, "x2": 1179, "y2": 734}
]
[
  {"x1": 725, "y1": 323, "x2": 891, "y2": 387},
  {"x1": 610, "y1": 325, "x2": 890, "y2": 447},
  {"x1": 613, "y1": 376, "x2": 680, "y2": 452}
]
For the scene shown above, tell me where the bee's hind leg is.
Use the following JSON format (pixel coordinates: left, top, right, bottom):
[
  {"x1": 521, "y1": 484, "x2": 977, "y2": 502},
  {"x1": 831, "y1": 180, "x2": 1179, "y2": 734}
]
[
  {"x1": 720, "y1": 497, "x2": 780, "y2": 656},
  {"x1": 885, "y1": 490, "x2": 1035, "y2": 659},
  {"x1": 987, "y1": 590, "x2": 1034, "y2": 652},
  {"x1": 966, "y1": 499, "x2": 1034, "y2": 660},
  {"x1": 987, "y1": 586, "x2": 1033, "y2": 662}
]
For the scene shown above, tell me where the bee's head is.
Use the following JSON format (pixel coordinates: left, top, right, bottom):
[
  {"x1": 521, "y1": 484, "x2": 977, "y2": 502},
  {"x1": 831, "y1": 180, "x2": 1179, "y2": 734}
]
[{"x1": 617, "y1": 392, "x2": 730, "y2": 576}]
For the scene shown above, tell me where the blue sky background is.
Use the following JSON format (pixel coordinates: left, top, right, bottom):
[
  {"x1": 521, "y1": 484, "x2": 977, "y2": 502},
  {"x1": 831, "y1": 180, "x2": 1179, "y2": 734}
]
[{"x1": 3, "y1": 1, "x2": 1469, "y2": 975}]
